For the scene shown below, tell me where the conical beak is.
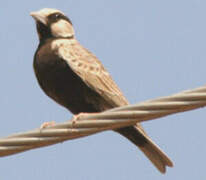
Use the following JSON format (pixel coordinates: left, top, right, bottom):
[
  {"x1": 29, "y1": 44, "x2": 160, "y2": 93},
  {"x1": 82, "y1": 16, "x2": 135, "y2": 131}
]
[{"x1": 30, "y1": 11, "x2": 47, "y2": 25}]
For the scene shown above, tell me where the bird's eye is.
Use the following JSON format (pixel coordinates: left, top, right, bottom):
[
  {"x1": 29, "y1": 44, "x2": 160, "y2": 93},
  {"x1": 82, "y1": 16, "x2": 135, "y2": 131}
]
[{"x1": 55, "y1": 14, "x2": 61, "y2": 19}]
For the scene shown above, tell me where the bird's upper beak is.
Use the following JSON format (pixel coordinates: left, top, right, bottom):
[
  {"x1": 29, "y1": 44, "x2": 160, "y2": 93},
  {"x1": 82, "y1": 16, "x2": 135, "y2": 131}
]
[{"x1": 30, "y1": 11, "x2": 47, "y2": 25}]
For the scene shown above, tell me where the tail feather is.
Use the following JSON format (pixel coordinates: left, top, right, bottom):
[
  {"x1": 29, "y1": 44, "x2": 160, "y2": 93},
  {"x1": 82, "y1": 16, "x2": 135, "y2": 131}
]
[
  {"x1": 117, "y1": 125, "x2": 173, "y2": 173},
  {"x1": 140, "y1": 145, "x2": 166, "y2": 173},
  {"x1": 139, "y1": 135, "x2": 173, "y2": 173}
]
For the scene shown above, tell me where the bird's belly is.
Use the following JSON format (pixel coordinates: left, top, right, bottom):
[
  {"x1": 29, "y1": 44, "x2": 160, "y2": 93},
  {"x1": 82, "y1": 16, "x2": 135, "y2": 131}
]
[{"x1": 34, "y1": 57, "x2": 103, "y2": 114}]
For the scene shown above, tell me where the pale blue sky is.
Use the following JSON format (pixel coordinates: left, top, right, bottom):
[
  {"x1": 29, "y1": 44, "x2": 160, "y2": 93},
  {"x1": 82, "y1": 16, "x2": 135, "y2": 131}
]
[{"x1": 1, "y1": 0, "x2": 206, "y2": 179}]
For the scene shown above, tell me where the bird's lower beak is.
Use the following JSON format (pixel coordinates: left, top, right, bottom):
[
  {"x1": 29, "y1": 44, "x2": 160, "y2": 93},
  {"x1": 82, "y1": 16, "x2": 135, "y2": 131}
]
[{"x1": 30, "y1": 11, "x2": 47, "y2": 25}]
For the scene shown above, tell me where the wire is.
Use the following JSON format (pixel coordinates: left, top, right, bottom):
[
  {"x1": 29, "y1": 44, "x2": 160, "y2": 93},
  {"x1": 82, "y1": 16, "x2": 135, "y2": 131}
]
[{"x1": 0, "y1": 85, "x2": 206, "y2": 157}]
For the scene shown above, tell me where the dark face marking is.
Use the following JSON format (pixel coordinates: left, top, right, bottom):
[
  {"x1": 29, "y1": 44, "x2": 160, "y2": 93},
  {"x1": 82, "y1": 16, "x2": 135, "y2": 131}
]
[
  {"x1": 47, "y1": 12, "x2": 73, "y2": 25},
  {"x1": 36, "y1": 21, "x2": 52, "y2": 41}
]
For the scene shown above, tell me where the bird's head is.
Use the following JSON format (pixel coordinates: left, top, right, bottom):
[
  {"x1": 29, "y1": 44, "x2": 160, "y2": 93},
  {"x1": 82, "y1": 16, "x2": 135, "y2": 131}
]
[{"x1": 30, "y1": 8, "x2": 74, "y2": 41}]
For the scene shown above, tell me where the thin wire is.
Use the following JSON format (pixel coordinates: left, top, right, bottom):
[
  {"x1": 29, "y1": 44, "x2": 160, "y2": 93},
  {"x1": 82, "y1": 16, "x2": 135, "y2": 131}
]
[{"x1": 0, "y1": 85, "x2": 206, "y2": 157}]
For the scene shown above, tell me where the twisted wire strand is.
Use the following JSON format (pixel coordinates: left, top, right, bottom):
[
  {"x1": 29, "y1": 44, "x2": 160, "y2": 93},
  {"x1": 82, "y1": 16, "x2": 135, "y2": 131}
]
[{"x1": 1, "y1": 85, "x2": 206, "y2": 157}]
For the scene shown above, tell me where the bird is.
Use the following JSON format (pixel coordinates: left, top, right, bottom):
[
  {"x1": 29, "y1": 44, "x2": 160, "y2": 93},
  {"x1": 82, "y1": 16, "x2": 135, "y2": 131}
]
[{"x1": 30, "y1": 8, "x2": 173, "y2": 173}]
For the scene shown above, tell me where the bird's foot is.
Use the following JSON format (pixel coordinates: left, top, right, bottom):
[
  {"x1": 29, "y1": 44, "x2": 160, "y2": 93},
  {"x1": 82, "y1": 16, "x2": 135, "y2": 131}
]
[
  {"x1": 40, "y1": 121, "x2": 56, "y2": 129},
  {"x1": 73, "y1": 112, "x2": 89, "y2": 120},
  {"x1": 71, "y1": 112, "x2": 98, "y2": 127},
  {"x1": 72, "y1": 113, "x2": 88, "y2": 127}
]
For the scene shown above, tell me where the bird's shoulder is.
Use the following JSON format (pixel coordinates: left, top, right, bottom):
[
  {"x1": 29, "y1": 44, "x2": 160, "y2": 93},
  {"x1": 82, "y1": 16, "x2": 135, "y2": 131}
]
[{"x1": 51, "y1": 38, "x2": 104, "y2": 71}]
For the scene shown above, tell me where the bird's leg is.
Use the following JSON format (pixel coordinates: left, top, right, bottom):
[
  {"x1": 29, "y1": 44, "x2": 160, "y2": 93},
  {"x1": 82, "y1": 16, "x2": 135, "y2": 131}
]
[{"x1": 40, "y1": 121, "x2": 56, "y2": 129}]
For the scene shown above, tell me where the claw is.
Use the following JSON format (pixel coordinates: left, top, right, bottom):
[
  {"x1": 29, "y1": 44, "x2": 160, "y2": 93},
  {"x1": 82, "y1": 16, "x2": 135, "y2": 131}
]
[
  {"x1": 71, "y1": 113, "x2": 86, "y2": 127},
  {"x1": 71, "y1": 112, "x2": 98, "y2": 127},
  {"x1": 40, "y1": 121, "x2": 56, "y2": 129}
]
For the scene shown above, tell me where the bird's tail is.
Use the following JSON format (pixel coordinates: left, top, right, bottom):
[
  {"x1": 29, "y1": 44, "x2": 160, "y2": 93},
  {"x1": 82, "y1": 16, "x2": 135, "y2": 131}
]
[{"x1": 116, "y1": 125, "x2": 173, "y2": 173}]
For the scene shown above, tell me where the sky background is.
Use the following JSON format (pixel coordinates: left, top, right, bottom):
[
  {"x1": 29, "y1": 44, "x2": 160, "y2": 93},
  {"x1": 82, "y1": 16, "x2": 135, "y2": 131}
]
[{"x1": 1, "y1": 0, "x2": 206, "y2": 179}]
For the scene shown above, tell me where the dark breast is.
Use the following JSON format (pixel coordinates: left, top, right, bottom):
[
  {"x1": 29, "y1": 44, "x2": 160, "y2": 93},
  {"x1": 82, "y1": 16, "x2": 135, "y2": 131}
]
[{"x1": 33, "y1": 40, "x2": 112, "y2": 114}]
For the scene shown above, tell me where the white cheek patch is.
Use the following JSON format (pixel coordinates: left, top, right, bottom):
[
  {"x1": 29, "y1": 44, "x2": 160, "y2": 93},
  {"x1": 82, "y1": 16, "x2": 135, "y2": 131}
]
[{"x1": 51, "y1": 20, "x2": 74, "y2": 38}]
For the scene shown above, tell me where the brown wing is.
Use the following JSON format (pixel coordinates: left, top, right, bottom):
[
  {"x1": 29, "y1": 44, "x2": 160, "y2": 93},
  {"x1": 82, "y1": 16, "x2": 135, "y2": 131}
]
[{"x1": 52, "y1": 39, "x2": 129, "y2": 108}]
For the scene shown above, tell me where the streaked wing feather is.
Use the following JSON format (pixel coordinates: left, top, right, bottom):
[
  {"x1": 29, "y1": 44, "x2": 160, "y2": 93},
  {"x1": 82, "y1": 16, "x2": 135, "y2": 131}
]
[{"x1": 53, "y1": 39, "x2": 129, "y2": 107}]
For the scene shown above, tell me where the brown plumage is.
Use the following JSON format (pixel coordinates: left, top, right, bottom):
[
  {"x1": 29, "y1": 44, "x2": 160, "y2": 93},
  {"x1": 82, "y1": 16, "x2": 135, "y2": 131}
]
[{"x1": 31, "y1": 8, "x2": 173, "y2": 173}]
